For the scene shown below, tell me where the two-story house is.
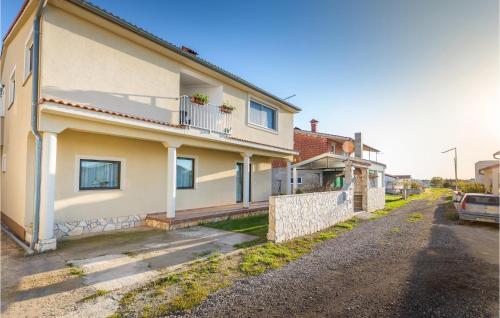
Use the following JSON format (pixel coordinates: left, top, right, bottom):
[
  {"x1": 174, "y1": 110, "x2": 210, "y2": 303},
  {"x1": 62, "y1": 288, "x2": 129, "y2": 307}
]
[{"x1": 0, "y1": 0, "x2": 300, "y2": 251}]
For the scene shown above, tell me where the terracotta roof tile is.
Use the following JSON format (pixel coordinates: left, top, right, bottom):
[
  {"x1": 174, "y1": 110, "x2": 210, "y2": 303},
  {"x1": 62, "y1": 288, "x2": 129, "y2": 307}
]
[{"x1": 39, "y1": 97, "x2": 184, "y2": 128}]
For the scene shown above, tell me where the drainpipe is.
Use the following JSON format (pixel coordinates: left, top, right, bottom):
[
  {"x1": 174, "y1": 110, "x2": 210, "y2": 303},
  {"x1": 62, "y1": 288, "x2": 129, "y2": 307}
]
[{"x1": 29, "y1": 0, "x2": 46, "y2": 250}]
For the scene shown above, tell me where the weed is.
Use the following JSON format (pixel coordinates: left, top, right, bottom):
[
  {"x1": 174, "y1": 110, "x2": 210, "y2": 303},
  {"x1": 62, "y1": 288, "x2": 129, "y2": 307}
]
[
  {"x1": 407, "y1": 212, "x2": 424, "y2": 222},
  {"x1": 391, "y1": 227, "x2": 401, "y2": 233},
  {"x1": 79, "y1": 290, "x2": 109, "y2": 302},
  {"x1": 68, "y1": 266, "x2": 84, "y2": 277}
]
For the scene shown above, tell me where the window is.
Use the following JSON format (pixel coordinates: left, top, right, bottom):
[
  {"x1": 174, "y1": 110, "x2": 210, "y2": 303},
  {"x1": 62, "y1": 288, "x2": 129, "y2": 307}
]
[
  {"x1": 24, "y1": 41, "x2": 33, "y2": 80},
  {"x1": 79, "y1": 159, "x2": 121, "y2": 190},
  {"x1": 291, "y1": 177, "x2": 302, "y2": 185},
  {"x1": 8, "y1": 69, "x2": 15, "y2": 108},
  {"x1": 177, "y1": 157, "x2": 194, "y2": 189},
  {"x1": 249, "y1": 100, "x2": 277, "y2": 130}
]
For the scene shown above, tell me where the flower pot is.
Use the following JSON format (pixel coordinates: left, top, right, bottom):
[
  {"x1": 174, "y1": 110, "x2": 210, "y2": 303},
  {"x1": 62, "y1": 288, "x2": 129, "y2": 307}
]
[
  {"x1": 219, "y1": 106, "x2": 233, "y2": 114},
  {"x1": 190, "y1": 97, "x2": 206, "y2": 105}
]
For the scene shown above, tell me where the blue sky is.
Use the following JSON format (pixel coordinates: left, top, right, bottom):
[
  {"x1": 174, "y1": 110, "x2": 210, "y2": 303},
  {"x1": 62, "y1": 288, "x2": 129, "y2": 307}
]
[{"x1": 2, "y1": 0, "x2": 498, "y2": 179}]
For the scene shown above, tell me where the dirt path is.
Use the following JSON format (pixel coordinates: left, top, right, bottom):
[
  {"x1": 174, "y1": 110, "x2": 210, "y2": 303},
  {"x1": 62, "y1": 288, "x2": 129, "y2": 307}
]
[{"x1": 184, "y1": 199, "x2": 499, "y2": 317}]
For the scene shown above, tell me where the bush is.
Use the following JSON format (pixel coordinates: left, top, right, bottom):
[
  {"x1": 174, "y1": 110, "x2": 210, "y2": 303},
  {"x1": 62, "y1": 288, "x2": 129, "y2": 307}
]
[{"x1": 457, "y1": 181, "x2": 485, "y2": 193}]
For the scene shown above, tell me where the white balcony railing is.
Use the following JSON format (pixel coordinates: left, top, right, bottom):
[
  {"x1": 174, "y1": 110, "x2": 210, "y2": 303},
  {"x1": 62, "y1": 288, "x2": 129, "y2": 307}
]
[{"x1": 179, "y1": 95, "x2": 232, "y2": 134}]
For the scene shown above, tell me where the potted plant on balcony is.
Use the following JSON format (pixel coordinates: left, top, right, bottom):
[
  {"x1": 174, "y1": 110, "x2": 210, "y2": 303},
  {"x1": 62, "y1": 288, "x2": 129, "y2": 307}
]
[
  {"x1": 219, "y1": 101, "x2": 235, "y2": 114},
  {"x1": 190, "y1": 93, "x2": 209, "y2": 105}
]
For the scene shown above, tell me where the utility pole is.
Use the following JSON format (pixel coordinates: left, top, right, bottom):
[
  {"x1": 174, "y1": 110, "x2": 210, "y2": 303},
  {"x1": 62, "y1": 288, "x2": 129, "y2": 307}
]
[{"x1": 442, "y1": 147, "x2": 458, "y2": 190}]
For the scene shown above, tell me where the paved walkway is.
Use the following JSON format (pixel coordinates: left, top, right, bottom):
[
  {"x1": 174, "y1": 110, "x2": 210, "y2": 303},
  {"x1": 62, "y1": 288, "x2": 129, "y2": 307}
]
[{"x1": 1, "y1": 226, "x2": 256, "y2": 317}]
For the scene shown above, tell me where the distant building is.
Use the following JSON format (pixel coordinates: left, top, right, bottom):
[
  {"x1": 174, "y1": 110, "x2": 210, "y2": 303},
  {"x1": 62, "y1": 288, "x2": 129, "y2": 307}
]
[
  {"x1": 384, "y1": 174, "x2": 416, "y2": 194},
  {"x1": 475, "y1": 160, "x2": 499, "y2": 194}
]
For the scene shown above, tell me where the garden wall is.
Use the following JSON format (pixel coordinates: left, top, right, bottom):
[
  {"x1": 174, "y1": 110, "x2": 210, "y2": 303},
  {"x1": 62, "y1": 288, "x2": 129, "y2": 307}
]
[
  {"x1": 268, "y1": 186, "x2": 354, "y2": 243},
  {"x1": 367, "y1": 187, "x2": 386, "y2": 212}
]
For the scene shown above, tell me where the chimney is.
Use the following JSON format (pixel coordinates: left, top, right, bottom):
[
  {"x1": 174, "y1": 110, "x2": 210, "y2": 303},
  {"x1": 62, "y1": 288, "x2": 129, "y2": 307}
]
[
  {"x1": 310, "y1": 119, "x2": 319, "y2": 133},
  {"x1": 354, "y1": 132, "x2": 362, "y2": 158},
  {"x1": 181, "y1": 46, "x2": 198, "y2": 56}
]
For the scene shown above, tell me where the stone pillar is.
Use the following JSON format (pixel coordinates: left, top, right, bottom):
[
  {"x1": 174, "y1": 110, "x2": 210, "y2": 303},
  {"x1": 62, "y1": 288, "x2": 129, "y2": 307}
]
[
  {"x1": 36, "y1": 132, "x2": 58, "y2": 252},
  {"x1": 292, "y1": 167, "x2": 298, "y2": 194},
  {"x1": 344, "y1": 160, "x2": 354, "y2": 185},
  {"x1": 166, "y1": 146, "x2": 177, "y2": 219},
  {"x1": 242, "y1": 153, "x2": 252, "y2": 208},
  {"x1": 285, "y1": 160, "x2": 292, "y2": 195}
]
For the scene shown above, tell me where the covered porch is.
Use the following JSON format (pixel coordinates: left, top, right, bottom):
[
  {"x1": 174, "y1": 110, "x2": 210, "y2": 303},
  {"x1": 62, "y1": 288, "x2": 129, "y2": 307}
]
[{"x1": 33, "y1": 99, "x2": 293, "y2": 251}]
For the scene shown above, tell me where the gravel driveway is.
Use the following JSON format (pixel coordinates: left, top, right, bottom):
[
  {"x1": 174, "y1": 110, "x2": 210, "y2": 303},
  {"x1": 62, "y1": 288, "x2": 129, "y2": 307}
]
[{"x1": 182, "y1": 199, "x2": 499, "y2": 317}]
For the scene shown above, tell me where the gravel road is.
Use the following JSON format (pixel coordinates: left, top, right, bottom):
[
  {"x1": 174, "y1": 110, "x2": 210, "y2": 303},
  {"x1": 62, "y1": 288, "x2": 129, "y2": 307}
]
[{"x1": 182, "y1": 199, "x2": 499, "y2": 318}]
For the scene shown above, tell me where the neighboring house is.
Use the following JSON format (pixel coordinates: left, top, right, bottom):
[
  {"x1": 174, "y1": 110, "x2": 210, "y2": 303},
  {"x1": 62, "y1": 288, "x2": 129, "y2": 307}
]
[
  {"x1": 272, "y1": 120, "x2": 386, "y2": 212},
  {"x1": 0, "y1": 0, "x2": 300, "y2": 251},
  {"x1": 475, "y1": 157, "x2": 500, "y2": 195},
  {"x1": 384, "y1": 174, "x2": 411, "y2": 194}
]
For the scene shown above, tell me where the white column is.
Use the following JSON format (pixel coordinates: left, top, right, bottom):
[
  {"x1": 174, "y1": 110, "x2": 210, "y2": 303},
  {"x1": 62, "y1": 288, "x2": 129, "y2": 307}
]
[
  {"x1": 292, "y1": 167, "x2": 298, "y2": 194},
  {"x1": 36, "y1": 132, "x2": 58, "y2": 252},
  {"x1": 242, "y1": 153, "x2": 252, "y2": 208},
  {"x1": 285, "y1": 160, "x2": 292, "y2": 195},
  {"x1": 166, "y1": 146, "x2": 177, "y2": 219}
]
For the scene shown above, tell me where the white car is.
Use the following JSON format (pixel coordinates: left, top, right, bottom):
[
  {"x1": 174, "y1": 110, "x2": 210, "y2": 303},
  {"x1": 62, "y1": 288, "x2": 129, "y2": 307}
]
[{"x1": 458, "y1": 193, "x2": 499, "y2": 224}]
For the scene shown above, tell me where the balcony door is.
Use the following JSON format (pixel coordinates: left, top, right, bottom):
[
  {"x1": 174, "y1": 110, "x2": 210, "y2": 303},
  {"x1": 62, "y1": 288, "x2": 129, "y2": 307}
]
[{"x1": 236, "y1": 162, "x2": 252, "y2": 203}]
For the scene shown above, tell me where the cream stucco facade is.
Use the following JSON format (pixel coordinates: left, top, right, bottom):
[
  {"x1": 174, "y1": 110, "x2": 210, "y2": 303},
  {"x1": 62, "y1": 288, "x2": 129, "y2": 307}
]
[{"x1": 0, "y1": 0, "x2": 298, "y2": 250}]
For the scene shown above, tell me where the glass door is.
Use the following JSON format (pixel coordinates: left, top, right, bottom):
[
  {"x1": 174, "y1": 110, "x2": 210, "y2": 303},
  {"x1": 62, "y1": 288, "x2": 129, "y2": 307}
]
[{"x1": 236, "y1": 163, "x2": 251, "y2": 203}]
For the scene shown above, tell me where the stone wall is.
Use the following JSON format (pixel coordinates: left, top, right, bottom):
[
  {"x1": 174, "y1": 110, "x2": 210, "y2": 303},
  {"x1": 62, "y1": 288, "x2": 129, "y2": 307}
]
[
  {"x1": 268, "y1": 185, "x2": 354, "y2": 243},
  {"x1": 367, "y1": 187, "x2": 385, "y2": 212},
  {"x1": 54, "y1": 214, "x2": 148, "y2": 239}
]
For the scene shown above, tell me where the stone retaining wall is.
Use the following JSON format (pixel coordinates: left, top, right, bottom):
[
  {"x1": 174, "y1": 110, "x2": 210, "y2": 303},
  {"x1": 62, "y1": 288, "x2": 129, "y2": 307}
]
[
  {"x1": 367, "y1": 187, "x2": 385, "y2": 212},
  {"x1": 268, "y1": 186, "x2": 354, "y2": 243},
  {"x1": 55, "y1": 214, "x2": 148, "y2": 239}
]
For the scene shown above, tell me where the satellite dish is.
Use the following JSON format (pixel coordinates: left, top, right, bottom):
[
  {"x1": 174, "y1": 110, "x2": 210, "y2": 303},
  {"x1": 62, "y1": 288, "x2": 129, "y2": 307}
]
[{"x1": 342, "y1": 140, "x2": 355, "y2": 154}]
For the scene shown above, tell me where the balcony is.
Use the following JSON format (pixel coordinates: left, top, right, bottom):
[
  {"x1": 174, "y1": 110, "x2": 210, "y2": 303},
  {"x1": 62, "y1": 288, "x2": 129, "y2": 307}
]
[{"x1": 179, "y1": 95, "x2": 232, "y2": 134}]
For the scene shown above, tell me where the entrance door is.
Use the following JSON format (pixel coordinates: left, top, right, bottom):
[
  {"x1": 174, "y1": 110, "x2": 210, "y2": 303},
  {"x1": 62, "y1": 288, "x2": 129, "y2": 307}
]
[{"x1": 236, "y1": 163, "x2": 251, "y2": 203}]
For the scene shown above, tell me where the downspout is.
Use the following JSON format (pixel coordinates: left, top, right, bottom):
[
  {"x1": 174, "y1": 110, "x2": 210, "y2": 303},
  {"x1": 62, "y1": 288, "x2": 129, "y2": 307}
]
[{"x1": 29, "y1": 0, "x2": 46, "y2": 250}]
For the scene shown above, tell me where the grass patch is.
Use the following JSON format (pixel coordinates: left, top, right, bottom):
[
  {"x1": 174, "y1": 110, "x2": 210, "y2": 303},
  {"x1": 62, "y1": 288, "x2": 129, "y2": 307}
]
[
  {"x1": 391, "y1": 227, "x2": 401, "y2": 233},
  {"x1": 79, "y1": 290, "x2": 109, "y2": 303},
  {"x1": 406, "y1": 212, "x2": 424, "y2": 222},
  {"x1": 203, "y1": 214, "x2": 269, "y2": 248},
  {"x1": 114, "y1": 217, "x2": 359, "y2": 316},
  {"x1": 68, "y1": 266, "x2": 84, "y2": 277}
]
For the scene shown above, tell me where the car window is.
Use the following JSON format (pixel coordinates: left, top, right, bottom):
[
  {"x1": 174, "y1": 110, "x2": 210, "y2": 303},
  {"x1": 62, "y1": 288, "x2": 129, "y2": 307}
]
[{"x1": 465, "y1": 195, "x2": 499, "y2": 206}]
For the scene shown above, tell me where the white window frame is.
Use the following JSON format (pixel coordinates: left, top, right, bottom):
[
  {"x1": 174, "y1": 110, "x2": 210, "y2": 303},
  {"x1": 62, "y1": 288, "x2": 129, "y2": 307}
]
[
  {"x1": 1, "y1": 154, "x2": 7, "y2": 172},
  {"x1": 8, "y1": 67, "x2": 15, "y2": 109},
  {"x1": 291, "y1": 177, "x2": 303, "y2": 185},
  {"x1": 23, "y1": 30, "x2": 34, "y2": 83},
  {"x1": 74, "y1": 155, "x2": 126, "y2": 192},
  {"x1": 247, "y1": 96, "x2": 279, "y2": 133}
]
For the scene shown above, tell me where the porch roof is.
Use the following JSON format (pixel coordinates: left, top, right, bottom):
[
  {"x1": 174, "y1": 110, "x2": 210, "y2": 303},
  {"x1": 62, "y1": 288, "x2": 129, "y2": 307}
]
[
  {"x1": 38, "y1": 97, "x2": 298, "y2": 158},
  {"x1": 293, "y1": 153, "x2": 386, "y2": 170}
]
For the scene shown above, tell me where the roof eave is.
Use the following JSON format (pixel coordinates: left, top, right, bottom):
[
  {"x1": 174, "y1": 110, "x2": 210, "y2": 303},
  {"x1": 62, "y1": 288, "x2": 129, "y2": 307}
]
[{"x1": 65, "y1": 0, "x2": 302, "y2": 113}]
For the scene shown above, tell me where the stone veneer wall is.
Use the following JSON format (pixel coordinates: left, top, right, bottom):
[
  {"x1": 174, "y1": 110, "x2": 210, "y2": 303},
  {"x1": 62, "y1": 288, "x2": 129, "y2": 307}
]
[
  {"x1": 268, "y1": 185, "x2": 354, "y2": 243},
  {"x1": 367, "y1": 187, "x2": 386, "y2": 212},
  {"x1": 54, "y1": 214, "x2": 147, "y2": 239}
]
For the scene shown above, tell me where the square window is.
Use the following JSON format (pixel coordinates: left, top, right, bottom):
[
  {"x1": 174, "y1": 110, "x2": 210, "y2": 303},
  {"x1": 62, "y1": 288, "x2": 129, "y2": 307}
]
[
  {"x1": 291, "y1": 177, "x2": 302, "y2": 185},
  {"x1": 79, "y1": 159, "x2": 121, "y2": 190},
  {"x1": 177, "y1": 157, "x2": 194, "y2": 189},
  {"x1": 249, "y1": 100, "x2": 277, "y2": 130}
]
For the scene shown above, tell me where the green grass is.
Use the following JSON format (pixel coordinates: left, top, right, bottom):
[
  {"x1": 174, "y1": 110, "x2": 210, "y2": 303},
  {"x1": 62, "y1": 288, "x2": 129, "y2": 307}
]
[
  {"x1": 114, "y1": 217, "x2": 359, "y2": 316},
  {"x1": 391, "y1": 227, "x2": 401, "y2": 233},
  {"x1": 406, "y1": 212, "x2": 424, "y2": 222},
  {"x1": 79, "y1": 290, "x2": 109, "y2": 302},
  {"x1": 203, "y1": 213, "x2": 269, "y2": 248},
  {"x1": 68, "y1": 266, "x2": 84, "y2": 277}
]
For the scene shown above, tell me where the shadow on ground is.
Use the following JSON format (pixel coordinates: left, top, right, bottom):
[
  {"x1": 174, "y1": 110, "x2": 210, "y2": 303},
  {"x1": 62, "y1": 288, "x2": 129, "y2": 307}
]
[{"x1": 399, "y1": 202, "x2": 499, "y2": 317}]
